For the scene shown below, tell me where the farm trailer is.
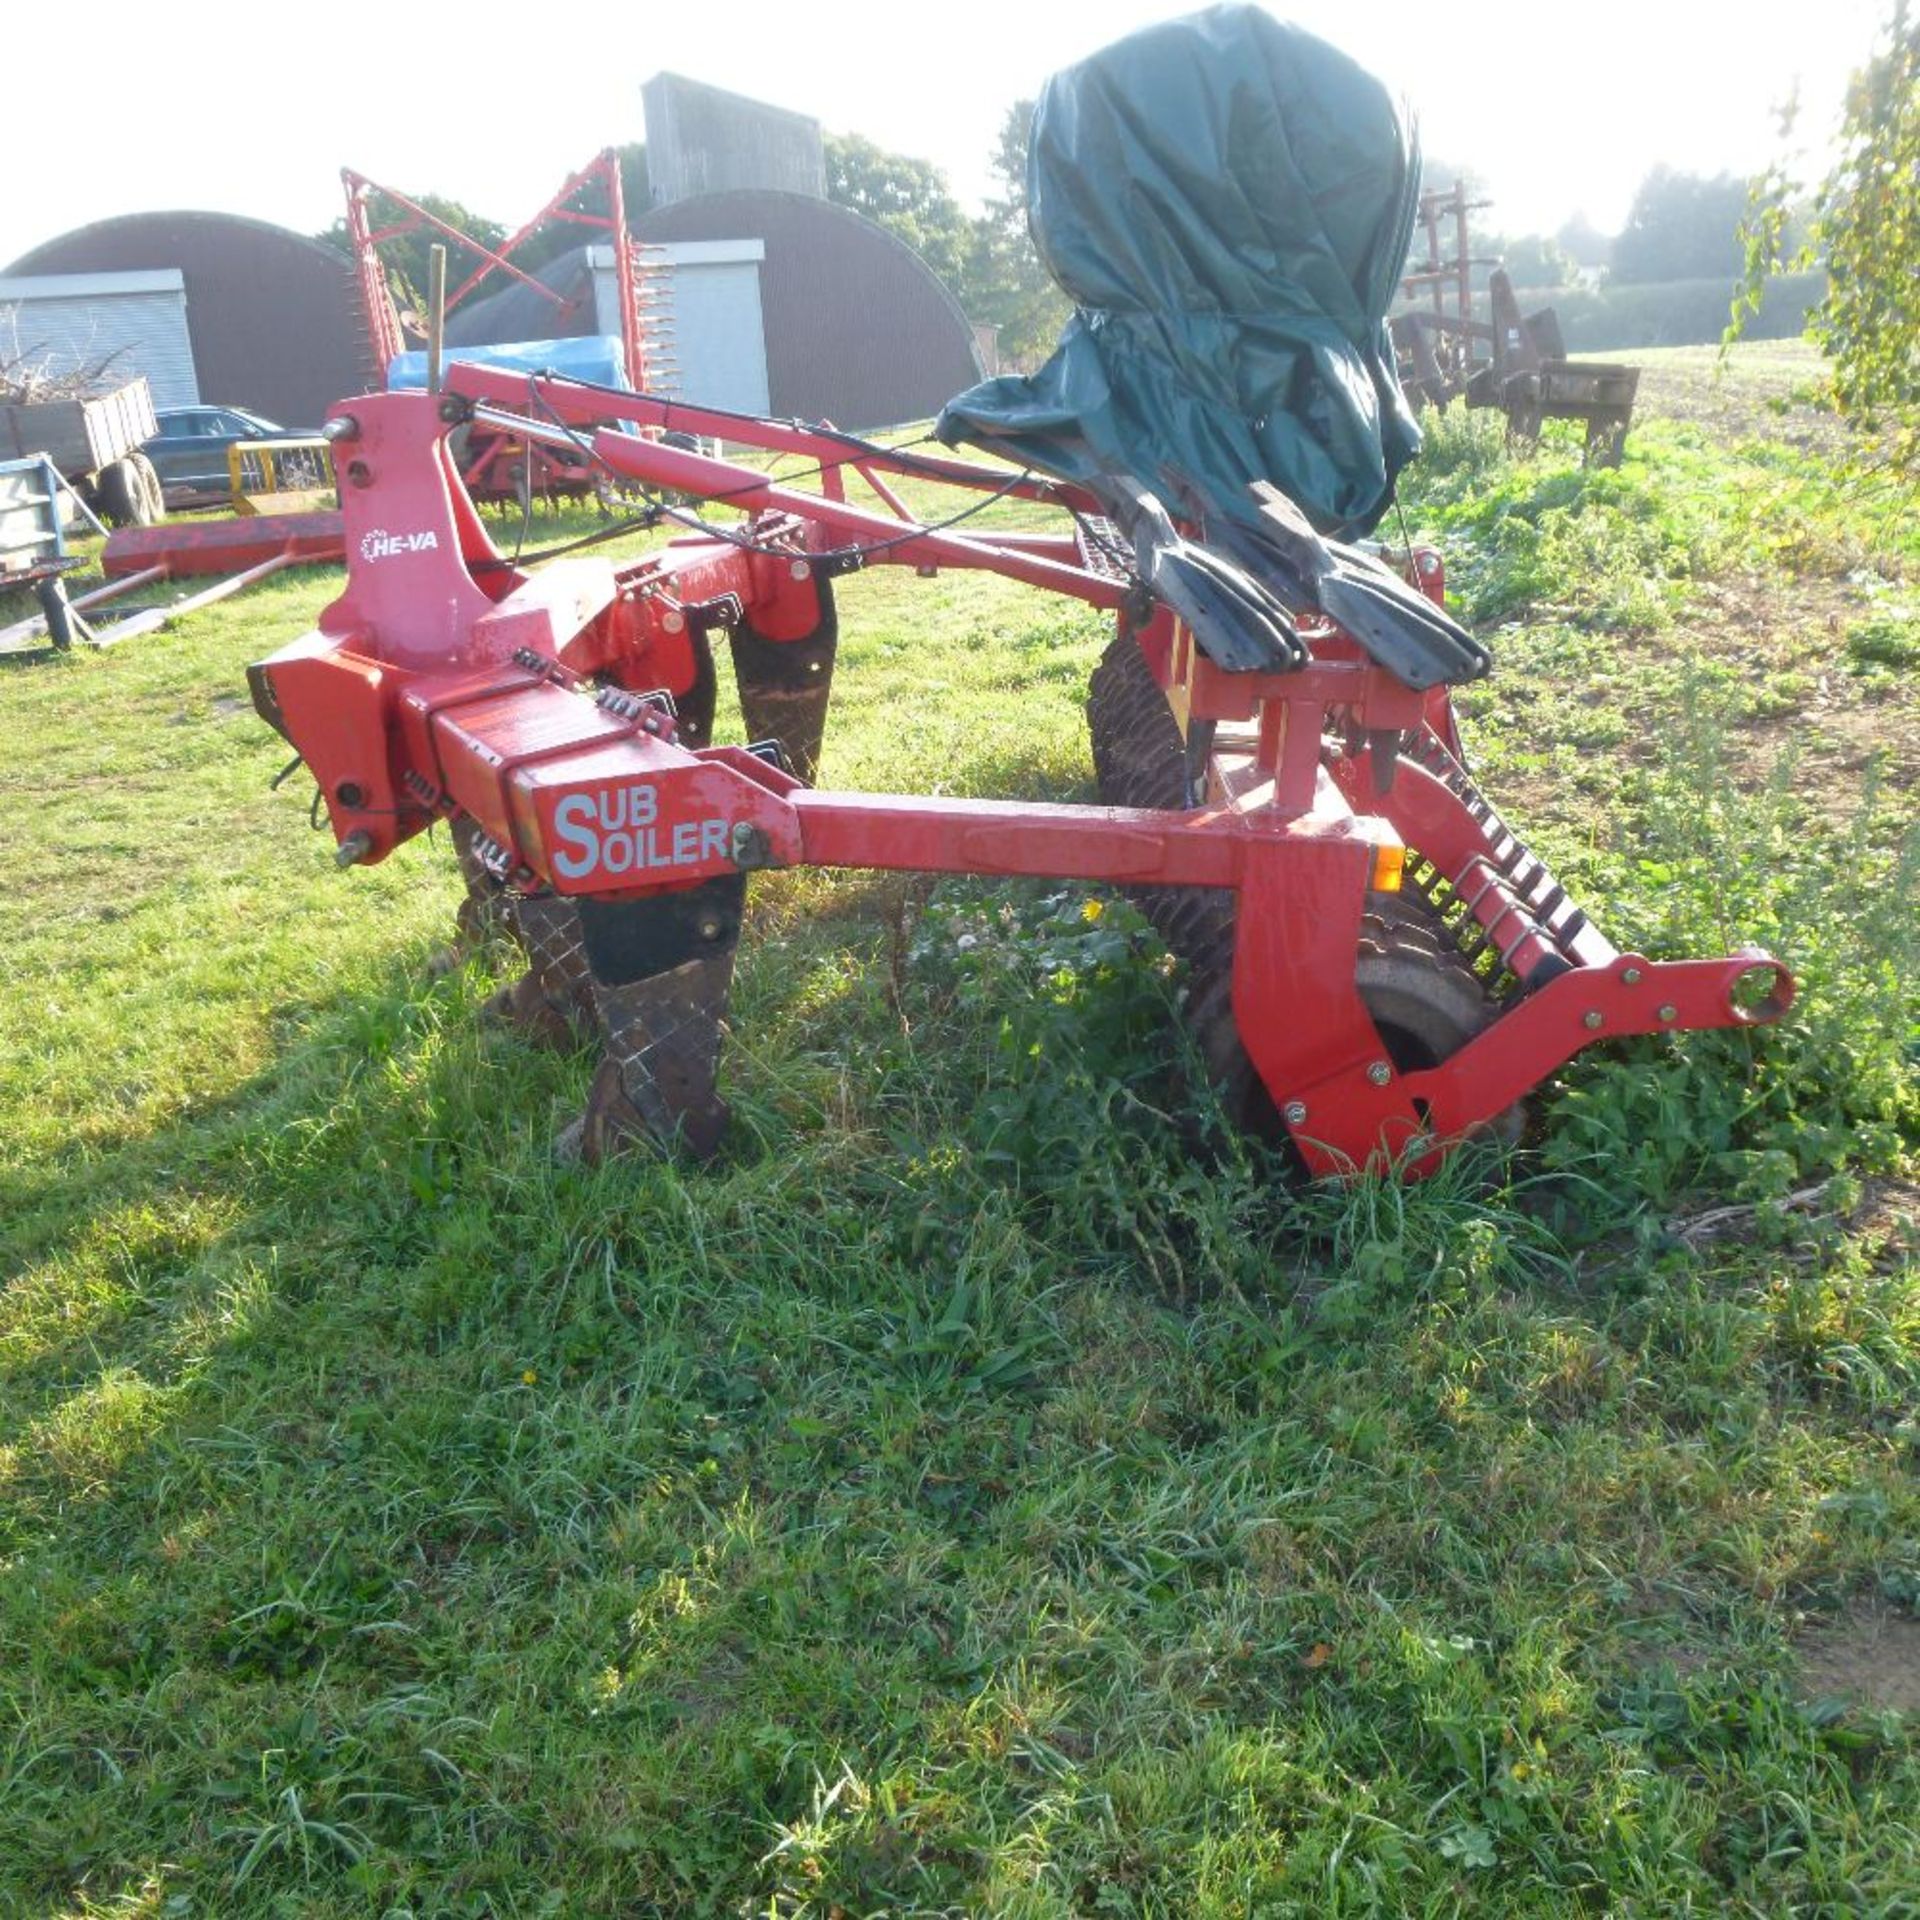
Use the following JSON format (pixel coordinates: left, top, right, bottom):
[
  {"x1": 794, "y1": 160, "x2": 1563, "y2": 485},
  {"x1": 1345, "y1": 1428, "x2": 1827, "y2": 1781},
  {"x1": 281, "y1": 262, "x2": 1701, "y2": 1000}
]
[
  {"x1": 0, "y1": 376, "x2": 171, "y2": 652},
  {"x1": 0, "y1": 375, "x2": 164, "y2": 527}
]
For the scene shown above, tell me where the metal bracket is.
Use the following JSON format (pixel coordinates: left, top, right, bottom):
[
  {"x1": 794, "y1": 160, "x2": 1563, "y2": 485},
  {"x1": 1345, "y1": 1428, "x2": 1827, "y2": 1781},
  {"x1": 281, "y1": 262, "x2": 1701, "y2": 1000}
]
[{"x1": 576, "y1": 873, "x2": 748, "y2": 985}]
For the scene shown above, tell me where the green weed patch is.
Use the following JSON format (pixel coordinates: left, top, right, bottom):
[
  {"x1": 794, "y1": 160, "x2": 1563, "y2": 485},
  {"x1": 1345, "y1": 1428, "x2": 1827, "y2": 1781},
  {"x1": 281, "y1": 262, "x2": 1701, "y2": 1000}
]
[{"x1": 1, "y1": 352, "x2": 1915, "y2": 1915}]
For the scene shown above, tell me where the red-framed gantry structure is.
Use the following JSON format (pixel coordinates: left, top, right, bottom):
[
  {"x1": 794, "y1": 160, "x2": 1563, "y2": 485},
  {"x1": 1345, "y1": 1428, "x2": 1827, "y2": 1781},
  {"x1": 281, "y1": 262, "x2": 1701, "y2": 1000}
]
[{"x1": 339, "y1": 152, "x2": 669, "y2": 502}]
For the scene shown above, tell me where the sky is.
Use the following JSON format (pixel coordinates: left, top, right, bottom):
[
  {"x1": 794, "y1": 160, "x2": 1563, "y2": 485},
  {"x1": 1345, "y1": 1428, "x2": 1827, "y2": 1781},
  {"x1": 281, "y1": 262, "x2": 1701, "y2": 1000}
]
[{"x1": 0, "y1": 0, "x2": 1888, "y2": 267}]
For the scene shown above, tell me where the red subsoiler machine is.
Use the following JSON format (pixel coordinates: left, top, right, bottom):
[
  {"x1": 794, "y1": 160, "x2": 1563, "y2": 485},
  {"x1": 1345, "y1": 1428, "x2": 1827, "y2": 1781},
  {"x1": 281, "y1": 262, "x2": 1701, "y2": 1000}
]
[{"x1": 246, "y1": 363, "x2": 1793, "y2": 1176}]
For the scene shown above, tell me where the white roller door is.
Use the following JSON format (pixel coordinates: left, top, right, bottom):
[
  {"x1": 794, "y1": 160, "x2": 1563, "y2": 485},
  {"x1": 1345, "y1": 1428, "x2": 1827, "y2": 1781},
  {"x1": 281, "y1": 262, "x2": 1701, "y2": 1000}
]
[{"x1": 593, "y1": 240, "x2": 770, "y2": 413}]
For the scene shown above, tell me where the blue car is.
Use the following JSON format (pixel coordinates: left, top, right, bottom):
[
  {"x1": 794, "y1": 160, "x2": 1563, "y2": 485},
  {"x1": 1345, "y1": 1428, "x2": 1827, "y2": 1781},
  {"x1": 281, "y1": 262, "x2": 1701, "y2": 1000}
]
[{"x1": 142, "y1": 405, "x2": 318, "y2": 510}]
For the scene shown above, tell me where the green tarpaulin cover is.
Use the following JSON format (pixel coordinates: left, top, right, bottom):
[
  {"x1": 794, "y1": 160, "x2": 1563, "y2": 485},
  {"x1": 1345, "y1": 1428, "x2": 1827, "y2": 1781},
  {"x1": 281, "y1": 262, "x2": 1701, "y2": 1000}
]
[{"x1": 937, "y1": 5, "x2": 1422, "y2": 538}]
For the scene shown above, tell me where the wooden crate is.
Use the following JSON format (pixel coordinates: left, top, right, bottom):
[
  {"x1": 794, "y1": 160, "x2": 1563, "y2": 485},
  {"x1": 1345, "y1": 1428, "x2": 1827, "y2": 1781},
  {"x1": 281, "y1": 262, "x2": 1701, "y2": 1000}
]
[{"x1": 0, "y1": 376, "x2": 158, "y2": 478}]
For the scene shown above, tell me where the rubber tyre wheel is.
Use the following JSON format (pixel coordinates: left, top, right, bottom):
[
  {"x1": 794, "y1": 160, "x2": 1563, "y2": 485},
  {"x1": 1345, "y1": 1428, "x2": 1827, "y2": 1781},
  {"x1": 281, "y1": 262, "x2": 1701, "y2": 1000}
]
[
  {"x1": 94, "y1": 458, "x2": 144, "y2": 528},
  {"x1": 1085, "y1": 625, "x2": 1518, "y2": 1148},
  {"x1": 131, "y1": 452, "x2": 166, "y2": 524},
  {"x1": 96, "y1": 453, "x2": 164, "y2": 528}
]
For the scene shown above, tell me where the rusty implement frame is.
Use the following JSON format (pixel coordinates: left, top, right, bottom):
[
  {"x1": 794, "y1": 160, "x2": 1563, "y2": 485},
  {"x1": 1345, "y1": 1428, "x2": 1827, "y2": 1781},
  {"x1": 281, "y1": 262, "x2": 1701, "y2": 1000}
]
[{"x1": 1392, "y1": 182, "x2": 1639, "y2": 466}]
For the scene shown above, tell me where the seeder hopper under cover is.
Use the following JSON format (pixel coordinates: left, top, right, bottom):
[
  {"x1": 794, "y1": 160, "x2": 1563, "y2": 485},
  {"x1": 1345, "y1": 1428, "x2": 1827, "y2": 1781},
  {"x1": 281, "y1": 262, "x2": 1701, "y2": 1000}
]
[
  {"x1": 244, "y1": 364, "x2": 1791, "y2": 1178},
  {"x1": 244, "y1": 10, "x2": 1791, "y2": 1180}
]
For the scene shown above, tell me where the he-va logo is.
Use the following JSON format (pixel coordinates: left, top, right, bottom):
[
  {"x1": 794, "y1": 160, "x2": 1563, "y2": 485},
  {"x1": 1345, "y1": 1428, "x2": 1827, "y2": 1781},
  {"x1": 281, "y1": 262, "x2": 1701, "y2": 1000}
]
[{"x1": 359, "y1": 528, "x2": 441, "y2": 562}]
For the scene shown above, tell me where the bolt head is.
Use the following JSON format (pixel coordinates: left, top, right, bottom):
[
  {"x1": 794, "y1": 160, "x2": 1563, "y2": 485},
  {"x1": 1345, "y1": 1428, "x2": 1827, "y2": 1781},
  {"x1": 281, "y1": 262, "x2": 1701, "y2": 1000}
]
[
  {"x1": 1658, "y1": 1004, "x2": 1677, "y2": 1022},
  {"x1": 698, "y1": 918, "x2": 722, "y2": 941},
  {"x1": 730, "y1": 821, "x2": 775, "y2": 870},
  {"x1": 333, "y1": 828, "x2": 374, "y2": 869},
  {"x1": 1583, "y1": 1010, "x2": 1604, "y2": 1030},
  {"x1": 1366, "y1": 1061, "x2": 1392, "y2": 1086},
  {"x1": 1282, "y1": 1100, "x2": 1308, "y2": 1127},
  {"x1": 1622, "y1": 966, "x2": 1642, "y2": 985}
]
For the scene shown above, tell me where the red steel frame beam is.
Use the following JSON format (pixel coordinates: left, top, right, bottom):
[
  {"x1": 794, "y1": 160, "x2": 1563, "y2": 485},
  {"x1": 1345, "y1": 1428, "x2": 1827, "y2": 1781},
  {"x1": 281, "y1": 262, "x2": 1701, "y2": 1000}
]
[
  {"x1": 250, "y1": 381, "x2": 1793, "y2": 1178},
  {"x1": 457, "y1": 395, "x2": 1127, "y2": 610},
  {"x1": 386, "y1": 652, "x2": 1786, "y2": 1175},
  {"x1": 445, "y1": 362, "x2": 1095, "y2": 513},
  {"x1": 341, "y1": 171, "x2": 406, "y2": 377},
  {"x1": 103, "y1": 512, "x2": 345, "y2": 579}
]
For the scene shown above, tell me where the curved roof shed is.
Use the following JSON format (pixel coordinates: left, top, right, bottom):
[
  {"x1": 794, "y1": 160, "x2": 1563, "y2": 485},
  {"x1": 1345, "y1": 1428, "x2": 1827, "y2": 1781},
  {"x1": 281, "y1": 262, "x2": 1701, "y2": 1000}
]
[
  {"x1": 635, "y1": 190, "x2": 980, "y2": 429},
  {"x1": 8, "y1": 212, "x2": 367, "y2": 425}
]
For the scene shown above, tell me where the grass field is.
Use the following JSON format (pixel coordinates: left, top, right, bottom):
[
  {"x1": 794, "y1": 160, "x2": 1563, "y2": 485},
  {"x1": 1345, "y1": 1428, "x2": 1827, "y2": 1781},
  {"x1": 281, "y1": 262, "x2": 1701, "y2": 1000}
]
[{"x1": 1, "y1": 347, "x2": 1916, "y2": 1915}]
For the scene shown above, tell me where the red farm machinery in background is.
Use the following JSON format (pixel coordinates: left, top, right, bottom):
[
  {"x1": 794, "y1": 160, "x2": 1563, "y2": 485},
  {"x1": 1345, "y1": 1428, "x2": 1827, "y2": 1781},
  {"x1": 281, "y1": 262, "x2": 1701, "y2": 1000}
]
[
  {"x1": 243, "y1": 366, "x2": 1794, "y2": 1177},
  {"x1": 340, "y1": 150, "x2": 672, "y2": 505},
  {"x1": 83, "y1": 152, "x2": 677, "y2": 603}
]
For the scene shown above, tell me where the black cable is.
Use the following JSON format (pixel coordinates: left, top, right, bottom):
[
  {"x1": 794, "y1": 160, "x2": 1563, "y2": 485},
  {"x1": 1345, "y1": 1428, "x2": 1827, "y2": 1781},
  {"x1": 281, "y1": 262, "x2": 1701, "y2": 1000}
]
[
  {"x1": 306, "y1": 782, "x2": 429, "y2": 828},
  {"x1": 469, "y1": 510, "x2": 660, "y2": 573},
  {"x1": 518, "y1": 367, "x2": 1018, "y2": 491},
  {"x1": 646, "y1": 471, "x2": 1036, "y2": 567},
  {"x1": 511, "y1": 371, "x2": 1045, "y2": 569},
  {"x1": 520, "y1": 372, "x2": 932, "y2": 515},
  {"x1": 509, "y1": 429, "x2": 535, "y2": 569}
]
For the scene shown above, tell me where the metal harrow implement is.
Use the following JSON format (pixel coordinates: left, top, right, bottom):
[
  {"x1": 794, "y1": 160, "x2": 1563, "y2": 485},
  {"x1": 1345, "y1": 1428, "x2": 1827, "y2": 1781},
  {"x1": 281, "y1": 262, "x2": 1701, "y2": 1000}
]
[{"x1": 247, "y1": 363, "x2": 1793, "y2": 1177}]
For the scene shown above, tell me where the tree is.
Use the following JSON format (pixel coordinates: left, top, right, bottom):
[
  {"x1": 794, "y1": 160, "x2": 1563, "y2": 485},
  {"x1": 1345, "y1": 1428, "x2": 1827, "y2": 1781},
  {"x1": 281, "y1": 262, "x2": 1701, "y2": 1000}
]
[
  {"x1": 1497, "y1": 233, "x2": 1577, "y2": 290},
  {"x1": 1610, "y1": 166, "x2": 1751, "y2": 284},
  {"x1": 1418, "y1": 157, "x2": 1480, "y2": 199},
  {"x1": 1554, "y1": 211, "x2": 1612, "y2": 271},
  {"x1": 1731, "y1": 2, "x2": 1918, "y2": 472},
  {"x1": 823, "y1": 133, "x2": 972, "y2": 292},
  {"x1": 316, "y1": 193, "x2": 507, "y2": 323},
  {"x1": 512, "y1": 145, "x2": 651, "y2": 272},
  {"x1": 964, "y1": 100, "x2": 1071, "y2": 370}
]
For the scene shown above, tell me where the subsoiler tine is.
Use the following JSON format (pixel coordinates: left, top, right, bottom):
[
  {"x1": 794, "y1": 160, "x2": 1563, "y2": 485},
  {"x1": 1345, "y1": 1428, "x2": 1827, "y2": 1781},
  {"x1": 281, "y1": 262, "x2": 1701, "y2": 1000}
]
[
  {"x1": 572, "y1": 950, "x2": 739, "y2": 1164},
  {"x1": 729, "y1": 620, "x2": 838, "y2": 786}
]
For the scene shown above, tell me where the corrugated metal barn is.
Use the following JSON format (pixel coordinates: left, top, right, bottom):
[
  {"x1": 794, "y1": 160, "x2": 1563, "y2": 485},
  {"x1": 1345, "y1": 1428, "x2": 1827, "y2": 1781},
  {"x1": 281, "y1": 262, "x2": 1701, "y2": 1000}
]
[
  {"x1": 635, "y1": 192, "x2": 981, "y2": 428},
  {"x1": 643, "y1": 74, "x2": 827, "y2": 205},
  {"x1": 0, "y1": 269, "x2": 197, "y2": 408},
  {"x1": 6, "y1": 213, "x2": 367, "y2": 426},
  {"x1": 439, "y1": 195, "x2": 980, "y2": 429}
]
